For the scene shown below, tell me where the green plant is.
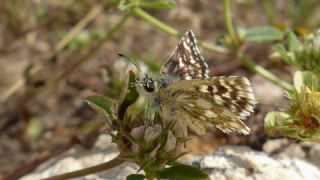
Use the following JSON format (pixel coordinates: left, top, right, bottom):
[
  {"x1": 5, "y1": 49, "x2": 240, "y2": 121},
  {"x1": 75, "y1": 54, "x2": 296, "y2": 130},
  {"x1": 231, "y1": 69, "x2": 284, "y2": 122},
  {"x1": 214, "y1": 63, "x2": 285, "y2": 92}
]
[
  {"x1": 265, "y1": 29, "x2": 320, "y2": 140},
  {"x1": 273, "y1": 30, "x2": 320, "y2": 78},
  {"x1": 47, "y1": 71, "x2": 210, "y2": 180}
]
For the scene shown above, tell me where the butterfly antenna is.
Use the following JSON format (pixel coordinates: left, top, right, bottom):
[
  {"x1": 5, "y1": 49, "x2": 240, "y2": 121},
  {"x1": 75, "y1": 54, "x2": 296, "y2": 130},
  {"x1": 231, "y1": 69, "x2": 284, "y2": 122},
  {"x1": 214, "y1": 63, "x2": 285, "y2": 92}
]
[{"x1": 118, "y1": 53, "x2": 141, "y2": 71}]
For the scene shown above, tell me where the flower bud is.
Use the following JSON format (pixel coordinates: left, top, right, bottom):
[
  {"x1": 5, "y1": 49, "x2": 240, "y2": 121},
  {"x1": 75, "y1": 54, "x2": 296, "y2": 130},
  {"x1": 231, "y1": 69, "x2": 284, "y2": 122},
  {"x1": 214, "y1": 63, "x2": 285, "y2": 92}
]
[
  {"x1": 173, "y1": 119, "x2": 188, "y2": 138},
  {"x1": 165, "y1": 130, "x2": 176, "y2": 152},
  {"x1": 144, "y1": 124, "x2": 162, "y2": 143},
  {"x1": 132, "y1": 143, "x2": 140, "y2": 154},
  {"x1": 130, "y1": 126, "x2": 145, "y2": 140},
  {"x1": 149, "y1": 144, "x2": 161, "y2": 159}
]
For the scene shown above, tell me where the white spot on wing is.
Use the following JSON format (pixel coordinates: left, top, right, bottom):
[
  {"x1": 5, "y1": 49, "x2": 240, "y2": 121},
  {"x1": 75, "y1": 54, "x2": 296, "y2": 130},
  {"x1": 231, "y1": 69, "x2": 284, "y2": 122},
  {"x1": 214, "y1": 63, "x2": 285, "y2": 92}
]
[
  {"x1": 195, "y1": 98, "x2": 213, "y2": 109},
  {"x1": 178, "y1": 57, "x2": 184, "y2": 67},
  {"x1": 212, "y1": 86, "x2": 218, "y2": 93},
  {"x1": 199, "y1": 85, "x2": 209, "y2": 92},
  {"x1": 177, "y1": 94, "x2": 190, "y2": 101},
  {"x1": 205, "y1": 110, "x2": 218, "y2": 118},
  {"x1": 213, "y1": 95, "x2": 223, "y2": 105},
  {"x1": 187, "y1": 103, "x2": 195, "y2": 107},
  {"x1": 185, "y1": 76, "x2": 192, "y2": 80},
  {"x1": 222, "y1": 92, "x2": 231, "y2": 98},
  {"x1": 183, "y1": 41, "x2": 190, "y2": 51},
  {"x1": 222, "y1": 109, "x2": 237, "y2": 119}
]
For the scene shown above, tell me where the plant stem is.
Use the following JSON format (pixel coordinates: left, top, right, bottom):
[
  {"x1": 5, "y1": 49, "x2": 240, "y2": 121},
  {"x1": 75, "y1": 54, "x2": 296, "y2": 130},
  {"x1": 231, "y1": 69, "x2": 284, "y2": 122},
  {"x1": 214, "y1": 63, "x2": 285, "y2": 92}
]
[
  {"x1": 262, "y1": 0, "x2": 277, "y2": 24},
  {"x1": 223, "y1": 0, "x2": 239, "y2": 48},
  {"x1": 133, "y1": 7, "x2": 179, "y2": 37},
  {"x1": 222, "y1": 0, "x2": 293, "y2": 92},
  {"x1": 132, "y1": 7, "x2": 228, "y2": 54},
  {"x1": 241, "y1": 54, "x2": 294, "y2": 92},
  {"x1": 145, "y1": 172, "x2": 155, "y2": 180},
  {"x1": 132, "y1": 7, "x2": 293, "y2": 91},
  {"x1": 44, "y1": 156, "x2": 124, "y2": 180}
]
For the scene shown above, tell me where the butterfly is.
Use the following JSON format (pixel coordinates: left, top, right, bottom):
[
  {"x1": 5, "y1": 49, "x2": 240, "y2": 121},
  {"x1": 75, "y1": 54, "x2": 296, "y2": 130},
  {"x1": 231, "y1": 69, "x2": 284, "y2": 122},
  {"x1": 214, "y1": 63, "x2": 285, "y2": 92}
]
[{"x1": 135, "y1": 30, "x2": 256, "y2": 137}]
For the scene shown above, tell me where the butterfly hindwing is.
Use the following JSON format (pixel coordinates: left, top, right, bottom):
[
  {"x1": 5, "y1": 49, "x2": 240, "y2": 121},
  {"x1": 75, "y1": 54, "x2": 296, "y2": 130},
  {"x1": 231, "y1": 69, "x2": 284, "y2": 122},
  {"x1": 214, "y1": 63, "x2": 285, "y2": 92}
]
[{"x1": 161, "y1": 76, "x2": 256, "y2": 135}]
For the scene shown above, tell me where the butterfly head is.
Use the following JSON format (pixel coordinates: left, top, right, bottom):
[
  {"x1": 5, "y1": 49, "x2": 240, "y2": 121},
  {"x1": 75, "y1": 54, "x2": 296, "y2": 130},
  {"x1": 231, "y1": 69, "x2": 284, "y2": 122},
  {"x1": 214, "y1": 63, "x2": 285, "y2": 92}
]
[
  {"x1": 141, "y1": 74, "x2": 156, "y2": 92},
  {"x1": 136, "y1": 74, "x2": 159, "y2": 95}
]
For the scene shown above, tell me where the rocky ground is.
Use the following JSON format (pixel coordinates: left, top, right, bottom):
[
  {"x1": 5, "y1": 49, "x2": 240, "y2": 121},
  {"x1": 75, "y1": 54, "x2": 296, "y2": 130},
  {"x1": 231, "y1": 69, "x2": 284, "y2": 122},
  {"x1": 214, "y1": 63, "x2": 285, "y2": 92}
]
[{"x1": 22, "y1": 135, "x2": 320, "y2": 180}]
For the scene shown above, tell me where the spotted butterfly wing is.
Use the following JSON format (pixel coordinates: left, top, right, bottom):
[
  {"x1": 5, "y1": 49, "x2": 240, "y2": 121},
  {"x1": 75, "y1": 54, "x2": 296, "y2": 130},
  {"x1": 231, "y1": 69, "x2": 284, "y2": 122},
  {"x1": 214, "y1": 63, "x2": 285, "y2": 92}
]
[
  {"x1": 162, "y1": 76, "x2": 256, "y2": 135},
  {"x1": 161, "y1": 30, "x2": 209, "y2": 80}
]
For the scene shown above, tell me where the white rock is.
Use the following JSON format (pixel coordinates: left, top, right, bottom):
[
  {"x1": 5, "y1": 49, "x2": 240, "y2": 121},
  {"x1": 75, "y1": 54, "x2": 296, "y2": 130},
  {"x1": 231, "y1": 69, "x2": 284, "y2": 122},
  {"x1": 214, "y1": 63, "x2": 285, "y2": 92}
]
[
  {"x1": 22, "y1": 135, "x2": 140, "y2": 180},
  {"x1": 251, "y1": 75, "x2": 285, "y2": 105},
  {"x1": 302, "y1": 141, "x2": 320, "y2": 167},
  {"x1": 279, "y1": 144, "x2": 306, "y2": 159},
  {"x1": 262, "y1": 138, "x2": 290, "y2": 154},
  {"x1": 197, "y1": 146, "x2": 320, "y2": 180},
  {"x1": 22, "y1": 135, "x2": 320, "y2": 180}
]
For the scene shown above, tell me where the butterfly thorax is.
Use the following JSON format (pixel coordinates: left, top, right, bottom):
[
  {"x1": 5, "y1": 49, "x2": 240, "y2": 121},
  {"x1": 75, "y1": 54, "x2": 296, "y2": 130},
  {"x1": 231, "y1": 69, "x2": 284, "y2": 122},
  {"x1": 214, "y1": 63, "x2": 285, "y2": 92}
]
[{"x1": 136, "y1": 74, "x2": 180, "y2": 108}]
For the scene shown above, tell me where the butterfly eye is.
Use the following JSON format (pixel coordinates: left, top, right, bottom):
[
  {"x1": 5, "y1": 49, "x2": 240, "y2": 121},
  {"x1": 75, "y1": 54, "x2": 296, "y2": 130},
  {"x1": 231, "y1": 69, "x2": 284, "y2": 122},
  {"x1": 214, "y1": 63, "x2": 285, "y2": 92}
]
[{"x1": 144, "y1": 80, "x2": 155, "y2": 92}]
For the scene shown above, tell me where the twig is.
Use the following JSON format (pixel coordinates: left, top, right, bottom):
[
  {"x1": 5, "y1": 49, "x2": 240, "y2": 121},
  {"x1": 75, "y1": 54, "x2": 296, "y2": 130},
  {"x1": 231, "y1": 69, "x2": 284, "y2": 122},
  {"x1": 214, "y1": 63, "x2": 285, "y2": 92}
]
[
  {"x1": 0, "y1": 5, "x2": 103, "y2": 103},
  {"x1": 43, "y1": 156, "x2": 124, "y2": 180}
]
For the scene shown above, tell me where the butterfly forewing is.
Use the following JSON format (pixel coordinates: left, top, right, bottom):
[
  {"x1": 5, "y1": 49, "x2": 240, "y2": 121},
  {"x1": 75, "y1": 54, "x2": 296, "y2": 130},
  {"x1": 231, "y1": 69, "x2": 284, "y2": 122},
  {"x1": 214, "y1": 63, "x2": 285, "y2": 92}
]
[{"x1": 160, "y1": 30, "x2": 209, "y2": 80}]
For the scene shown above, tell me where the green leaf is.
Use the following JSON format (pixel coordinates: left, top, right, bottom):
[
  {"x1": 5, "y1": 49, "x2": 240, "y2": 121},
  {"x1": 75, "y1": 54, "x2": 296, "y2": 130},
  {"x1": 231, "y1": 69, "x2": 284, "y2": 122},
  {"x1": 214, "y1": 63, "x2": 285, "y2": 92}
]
[
  {"x1": 118, "y1": 0, "x2": 134, "y2": 12},
  {"x1": 294, "y1": 71, "x2": 319, "y2": 92},
  {"x1": 158, "y1": 164, "x2": 210, "y2": 180},
  {"x1": 264, "y1": 111, "x2": 290, "y2": 132},
  {"x1": 244, "y1": 26, "x2": 284, "y2": 42},
  {"x1": 85, "y1": 95, "x2": 116, "y2": 121},
  {"x1": 140, "y1": 0, "x2": 176, "y2": 9},
  {"x1": 127, "y1": 174, "x2": 145, "y2": 180},
  {"x1": 272, "y1": 44, "x2": 291, "y2": 62},
  {"x1": 288, "y1": 31, "x2": 300, "y2": 52},
  {"x1": 264, "y1": 111, "x2": 276, "y2": 131},
  {"x1": 297, "y1": 131, "x2": 314, "y2": 141},
  {"x1": 278, "y1": 126, "x2": 298, "y2": 136},
  {"x1": 118, "y1": 71, "x2": 140, "y2": 120}
]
